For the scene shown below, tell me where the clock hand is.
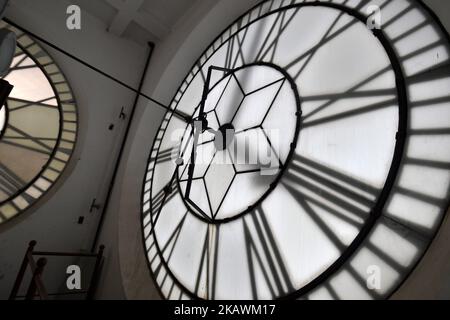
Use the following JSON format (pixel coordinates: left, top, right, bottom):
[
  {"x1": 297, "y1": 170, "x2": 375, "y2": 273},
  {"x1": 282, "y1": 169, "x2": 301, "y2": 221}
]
[
  {"x1": 4, "y1": 19, "x2": 191, "y2": 123},
  {"x1": 184, "y1": 73, "x2": 212, "y2": 197},
  {"x1": 148, "y1": 163, "x2": 182, "y2": 235},
  {"x1": 149, "y1": 126, "x2": 198, "y2": 232},
  {"x1": 205, "y1": 127, "x2": 217, "y2": 135},
  {"x1": 185, "y1": 66, "x2": 229, "y2": 199},
  {"x1": 185, "y1": 118, "x2": 203, "y2": 198}
]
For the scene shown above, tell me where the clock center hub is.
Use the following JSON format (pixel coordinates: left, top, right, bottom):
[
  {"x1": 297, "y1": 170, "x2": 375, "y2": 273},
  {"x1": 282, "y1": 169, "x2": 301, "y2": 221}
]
[{"x1": 214, "y1": 123, "x2": 235, "y2": 151}]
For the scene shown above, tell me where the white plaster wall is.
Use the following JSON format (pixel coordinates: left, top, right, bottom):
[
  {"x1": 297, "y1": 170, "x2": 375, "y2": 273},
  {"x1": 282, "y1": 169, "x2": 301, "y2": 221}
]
[
  {"x1": 0, "y1": 0, "x2": 146, "y2": 299},
  {"x1": 96, "y1": 0, "x2": 261, "y2": 300}
]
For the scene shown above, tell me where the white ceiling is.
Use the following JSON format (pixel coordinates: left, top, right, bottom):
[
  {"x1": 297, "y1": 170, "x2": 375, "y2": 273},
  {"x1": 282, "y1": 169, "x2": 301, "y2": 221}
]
[{"x1": 71, "y1": 0, "x2": 200, "y2": 45}]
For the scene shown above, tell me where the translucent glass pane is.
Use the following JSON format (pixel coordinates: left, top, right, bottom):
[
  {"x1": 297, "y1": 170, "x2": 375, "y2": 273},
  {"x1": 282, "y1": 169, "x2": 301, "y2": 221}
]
[{"x1": 5, "y1": 67, "x2": 55, "y2": 102}]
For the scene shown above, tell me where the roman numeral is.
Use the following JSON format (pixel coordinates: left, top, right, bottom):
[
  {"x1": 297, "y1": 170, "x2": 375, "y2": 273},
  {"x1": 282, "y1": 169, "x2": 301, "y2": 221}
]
[
  {"x1": 155, "y1": 147, "x2": 176, "y2": 165},
  {"x1": 223, "y1": 26, "x2": 248, "y2": 71},
  {"x1": 302, "y1": 97, "x2": 397, "y2": 129},
  {"x1": 255, "y1": 3, "x2": 299, "y2": 62},
  {"x1": 408, "y1": 61, "x2": 450, "y2": 84},
  {"x1": 283, "y1": 1, "x2": 367, "y2": 80},
  {"x1": 147, "y1": 212, "x2": 189, "y2": 298},
  {"x1": 1, "y1": 124, "x2": 56, "y2": 156},
  {"x1": 194, "y1": 225, "x2": 220, "y2": 300},
  {"x1": 197, "y1": 61, "x2": 207, "y2": 84},
  {"x1": 0, "y1": 161, "x2": 25, "y2": 197},
  {"x1": 283, "y1": 155, "x2": 377, "y2": 228},
  {"x1": 280, "y1": 154, "x2": 423, "y2": 299},
  {"x1": 149, "y1": 177, "x2": 179, "y2": 232},
  {"x1": 3, "y1": 52, "x2": 36, "y2": 78},
  {"x1": 243, "y1": 208, "x2": 294, "y2": 299},
  {"x1": 301, "y1": 65, "x2": 395, "y2": 124},
  {"x1": 6, "y1": 97, "x2": 58, "y2": 112}
]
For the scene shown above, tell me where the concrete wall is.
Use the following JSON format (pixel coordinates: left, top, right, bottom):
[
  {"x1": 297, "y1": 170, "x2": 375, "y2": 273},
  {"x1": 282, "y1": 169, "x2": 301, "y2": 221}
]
[{"x1": 0, "y1": 0, "x2": 146, "y2": 299}]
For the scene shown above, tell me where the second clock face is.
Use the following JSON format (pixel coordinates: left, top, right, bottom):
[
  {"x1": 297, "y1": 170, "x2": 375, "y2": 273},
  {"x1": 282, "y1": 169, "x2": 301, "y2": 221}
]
[
  {"x1": 142, "y1": 0, "x2": 450, "y2": 300},
  {"x1": 0, "y1": 21, "x2": 78, "y2": 224}
]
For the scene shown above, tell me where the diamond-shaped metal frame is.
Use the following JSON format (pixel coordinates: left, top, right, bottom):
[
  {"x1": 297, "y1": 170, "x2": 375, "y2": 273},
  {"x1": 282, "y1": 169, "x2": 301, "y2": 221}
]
[{"x1": 177, "y1": 62, "x2": 302, "y2": 223}]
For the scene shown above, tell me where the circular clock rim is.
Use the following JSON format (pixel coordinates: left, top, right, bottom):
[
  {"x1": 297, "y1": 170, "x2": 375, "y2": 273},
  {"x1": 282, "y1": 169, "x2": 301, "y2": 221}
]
[
  {"x1": 0, "y1": 41, "x2": 65, "y2": 207},
  {"x1": 141, "y1": 1, "x2": 412, "y2": 300},
  {"x1": 175, "y1": 61, "x2": 302, "y2": 224},
  {"x1": 0, "y1": 31, "x2": 78, "y2": 225},
  {"x1": 385, "y1": 0, "x2": 450, "y2": 300}
]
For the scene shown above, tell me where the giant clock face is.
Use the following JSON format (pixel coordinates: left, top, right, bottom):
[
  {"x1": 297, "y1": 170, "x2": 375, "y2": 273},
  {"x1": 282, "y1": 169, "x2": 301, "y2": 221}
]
[
  {"x1": 142, "y1": 0, "x2": 450, "y2": 300},
  {"x1": 0, "y1": 21, "x2": 78, "y2": 224}
]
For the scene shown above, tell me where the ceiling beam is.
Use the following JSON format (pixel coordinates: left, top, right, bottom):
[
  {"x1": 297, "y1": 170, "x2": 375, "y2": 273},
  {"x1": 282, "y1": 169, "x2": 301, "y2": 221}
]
[
  {"x1": 105, "y1": 0, "x2": 171, "y2": 40},
  {"x1": 106, "y1": 0, "x2": 145, "y2": 36}
]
